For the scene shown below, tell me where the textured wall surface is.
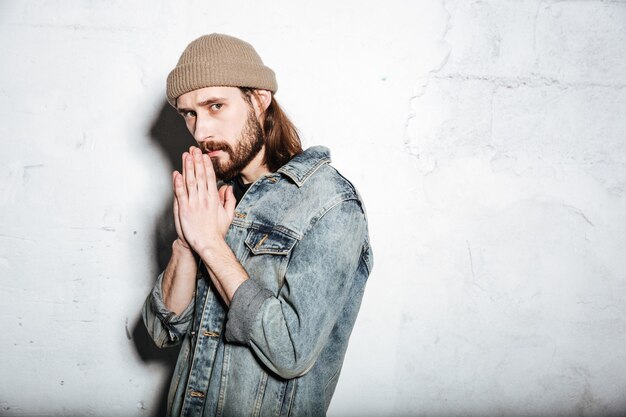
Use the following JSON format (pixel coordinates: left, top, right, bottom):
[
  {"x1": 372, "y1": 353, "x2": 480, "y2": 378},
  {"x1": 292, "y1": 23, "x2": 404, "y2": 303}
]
[{"x1": 1, "y1": 1, "x2": 625, "y2": 416}]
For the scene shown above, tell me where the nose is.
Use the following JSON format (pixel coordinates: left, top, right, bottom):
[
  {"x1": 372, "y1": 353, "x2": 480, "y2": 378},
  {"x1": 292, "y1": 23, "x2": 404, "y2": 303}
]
[{"x1": 192, "y1": 112, "x2": 214, "y2": 145}]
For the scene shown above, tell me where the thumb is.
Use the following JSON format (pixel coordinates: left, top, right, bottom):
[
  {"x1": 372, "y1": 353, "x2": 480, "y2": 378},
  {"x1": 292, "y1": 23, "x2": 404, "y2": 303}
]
[
  {"x1": 218, "y1": 184, "x2": 227, "y2": 205},
  {"x1": 224, "y1": 185, "x2": 236, "y2": 219}
]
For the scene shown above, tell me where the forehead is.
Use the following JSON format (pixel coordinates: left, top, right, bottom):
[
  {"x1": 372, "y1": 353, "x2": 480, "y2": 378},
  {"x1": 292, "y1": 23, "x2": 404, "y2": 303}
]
[{"x1": 176, "y1": 86, "x2": 243, "y2": 108}]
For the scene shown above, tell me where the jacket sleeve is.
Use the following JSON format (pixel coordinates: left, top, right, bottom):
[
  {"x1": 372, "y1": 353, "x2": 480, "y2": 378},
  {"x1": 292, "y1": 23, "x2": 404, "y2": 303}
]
[
  {"x1": 224, "y1": 198, "x2": 368, "y2": 379},
  {"x1": 142, "y1": 271, "x2": 195, "y2": 348}
]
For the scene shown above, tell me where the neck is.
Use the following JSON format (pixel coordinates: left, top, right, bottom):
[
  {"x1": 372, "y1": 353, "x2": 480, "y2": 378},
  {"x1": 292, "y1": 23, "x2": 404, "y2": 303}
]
[{"x1": 239, "y1": 147, "x2": 270, "y2": 184}]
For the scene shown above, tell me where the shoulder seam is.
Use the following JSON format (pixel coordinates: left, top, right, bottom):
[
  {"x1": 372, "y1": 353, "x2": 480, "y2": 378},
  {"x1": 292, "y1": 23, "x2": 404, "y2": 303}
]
[{"x1": 302, "y1": 194, "x2": 363, "y2": 237}]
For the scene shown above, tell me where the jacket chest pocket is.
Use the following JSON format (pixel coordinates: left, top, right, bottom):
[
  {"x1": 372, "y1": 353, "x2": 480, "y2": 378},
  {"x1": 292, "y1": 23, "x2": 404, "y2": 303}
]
[
  {"x1": 245, "y1": 227, "x2": 298, "y2": 255},
  {"x1": 244, "y1": 228, "x2": 299, "y2": 291}
]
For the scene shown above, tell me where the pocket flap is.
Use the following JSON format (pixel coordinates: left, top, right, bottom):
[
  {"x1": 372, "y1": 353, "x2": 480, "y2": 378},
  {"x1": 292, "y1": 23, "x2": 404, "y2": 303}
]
[{"x1": 245, "y1": 228, "x2": 298, "y2": 255}]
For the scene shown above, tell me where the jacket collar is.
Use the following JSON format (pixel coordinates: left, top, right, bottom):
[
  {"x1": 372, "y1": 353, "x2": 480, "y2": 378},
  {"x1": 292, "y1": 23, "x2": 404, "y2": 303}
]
[{"x1": 277, "y1": 146, "x2": 331, "y2": 187}]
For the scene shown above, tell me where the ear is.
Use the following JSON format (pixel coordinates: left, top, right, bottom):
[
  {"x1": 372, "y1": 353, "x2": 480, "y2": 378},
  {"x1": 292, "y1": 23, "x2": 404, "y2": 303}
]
[{"x1": 252, "y1": 89, "x2": 272, "y2": 119}]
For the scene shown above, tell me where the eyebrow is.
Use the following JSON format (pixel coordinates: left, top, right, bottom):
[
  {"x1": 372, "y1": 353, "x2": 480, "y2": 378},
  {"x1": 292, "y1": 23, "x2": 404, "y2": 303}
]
[{"x1": 177, "y1": 96, "x2": 227, "y2": 114}]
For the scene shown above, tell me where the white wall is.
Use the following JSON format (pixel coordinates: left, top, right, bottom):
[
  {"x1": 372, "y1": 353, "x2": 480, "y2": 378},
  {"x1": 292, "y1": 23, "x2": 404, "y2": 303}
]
[{"x1": 1, "y1": 1, "x2": 625, "y2": 416}]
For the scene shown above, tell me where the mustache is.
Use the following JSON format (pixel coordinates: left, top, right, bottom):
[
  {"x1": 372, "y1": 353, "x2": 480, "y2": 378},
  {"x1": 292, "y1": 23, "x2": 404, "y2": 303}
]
[{"x1": 201, "y1": 141, "x2": 232, "y2": 153}]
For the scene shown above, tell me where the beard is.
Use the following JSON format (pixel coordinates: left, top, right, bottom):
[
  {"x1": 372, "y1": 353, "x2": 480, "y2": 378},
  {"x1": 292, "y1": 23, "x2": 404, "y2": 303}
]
[{"x1": 201, "y1": 108, "x2": 264, "y2": 181}]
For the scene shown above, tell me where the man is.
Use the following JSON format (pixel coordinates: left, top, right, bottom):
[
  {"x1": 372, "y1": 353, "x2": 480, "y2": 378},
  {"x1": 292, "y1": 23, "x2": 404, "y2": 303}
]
[{"x1": 143, "y1": 33, "x2": 373, "y2": 417}]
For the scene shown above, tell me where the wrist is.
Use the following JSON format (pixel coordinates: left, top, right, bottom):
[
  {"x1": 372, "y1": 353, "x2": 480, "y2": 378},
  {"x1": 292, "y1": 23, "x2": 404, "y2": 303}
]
[
  {"x1": 198, "y1": 237, "x2": 228, "y2": 263},
  {"x1": 172, "y1": 239, "x2": 194, "y2": 257}
]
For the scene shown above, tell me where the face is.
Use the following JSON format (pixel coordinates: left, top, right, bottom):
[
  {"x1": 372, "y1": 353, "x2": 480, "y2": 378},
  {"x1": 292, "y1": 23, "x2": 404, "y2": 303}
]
[{"x1": 176, "y1": 86, "x2": 264, "y2": 181}]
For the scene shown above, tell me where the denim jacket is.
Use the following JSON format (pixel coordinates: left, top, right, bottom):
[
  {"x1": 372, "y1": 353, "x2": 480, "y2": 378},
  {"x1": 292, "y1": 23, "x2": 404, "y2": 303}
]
[{"x1": 143, "y1": 146, "x2": 373, "y2": 417}]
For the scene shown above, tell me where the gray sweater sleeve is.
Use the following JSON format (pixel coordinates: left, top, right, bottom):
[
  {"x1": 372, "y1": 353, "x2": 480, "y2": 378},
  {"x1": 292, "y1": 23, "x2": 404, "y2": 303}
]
[
  {"x1": 224, "y1": 279, "x2": 273, "y2": 343},
  {"x1": 143, "y1": 271, "x2": 195, "y2": 346}
]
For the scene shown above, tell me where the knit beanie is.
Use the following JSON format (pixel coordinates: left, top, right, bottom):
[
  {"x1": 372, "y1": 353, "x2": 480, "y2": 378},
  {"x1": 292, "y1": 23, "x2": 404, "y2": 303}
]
[{"x1": 166, "y1": 33, "x2": 277, "y2": 107}]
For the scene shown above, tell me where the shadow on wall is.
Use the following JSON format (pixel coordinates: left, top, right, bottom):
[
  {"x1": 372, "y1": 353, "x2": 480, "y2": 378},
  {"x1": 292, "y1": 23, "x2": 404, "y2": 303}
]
[{"x1": 130, "y1": 101, "x2": 195, "y2": 417}]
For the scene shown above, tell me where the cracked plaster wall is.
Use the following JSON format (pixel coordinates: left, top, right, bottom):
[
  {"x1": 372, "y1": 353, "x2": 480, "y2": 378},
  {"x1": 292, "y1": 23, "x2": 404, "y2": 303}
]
[{"x1": 1, "y1": 1, "x2": 625, "y2": 416}]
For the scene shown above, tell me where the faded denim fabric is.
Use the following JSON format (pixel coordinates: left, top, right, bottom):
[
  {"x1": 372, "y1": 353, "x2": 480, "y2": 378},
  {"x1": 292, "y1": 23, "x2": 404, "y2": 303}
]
[{"x1": 142, "y1": 146, "x2": 373, "y2": 417}]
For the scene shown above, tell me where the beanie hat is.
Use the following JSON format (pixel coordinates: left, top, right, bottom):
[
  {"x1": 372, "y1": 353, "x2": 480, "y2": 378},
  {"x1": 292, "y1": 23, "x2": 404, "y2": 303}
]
[{"x1": 166, "y1": 33, "x2": 277, "y2": 107}]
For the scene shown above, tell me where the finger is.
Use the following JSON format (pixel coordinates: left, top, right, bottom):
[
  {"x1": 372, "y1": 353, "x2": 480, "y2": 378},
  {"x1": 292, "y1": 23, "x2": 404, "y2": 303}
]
[
  {"x1": 173, "y1": 193, "x2": 181, "y2": 229},
  {"x1": 192, "y1": 148, "x2": 207, "y2": 195},
  {"x1": 184, "y1": 154, "x2": 198, "y2": 200},
  {"x1": 181, "y1": 152, "x2": 189, "y2": 184},
  {"x1": 224, "y1": 185, "x2": 236, "y2": 220},
  {"x1": 173, "y1": 193, "x2": 179, "y2": 216},
  {"x1": 173, "y1": 194, "x2": 186, "y2": 242},
  {"x1": 218, "y1": 184, "x2": 227, "y2": 205},
  {"x1": 173, "y1": 171, "x2": 189, "y2": 206},
  {"x1": 172, "y1": 170, "x2": 183, "y2": 195},
  {"x1": 202, "y1": 153, "x2": 218, "y2": 199},
  {"x1": 189, "y1": 146, "x2": 199, "y2": 162},
  {"x1": 173, "y1": 192, "x2": 182, "y2": 217}
]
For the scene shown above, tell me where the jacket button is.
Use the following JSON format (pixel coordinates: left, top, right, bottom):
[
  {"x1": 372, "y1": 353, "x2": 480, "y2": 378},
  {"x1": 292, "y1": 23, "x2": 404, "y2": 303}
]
[{"x1": 190, "y1": 390, "x2": 205, "y2": 398}]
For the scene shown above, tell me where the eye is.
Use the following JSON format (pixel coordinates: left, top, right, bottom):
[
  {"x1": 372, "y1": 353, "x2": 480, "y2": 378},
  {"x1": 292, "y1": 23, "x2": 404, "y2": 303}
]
[
  {"x1": 210, "y1": 103, "x2": 223, "y2": 112},
  {"x1": 181, "y1": 110, "x2": 196, "y2": 119}
]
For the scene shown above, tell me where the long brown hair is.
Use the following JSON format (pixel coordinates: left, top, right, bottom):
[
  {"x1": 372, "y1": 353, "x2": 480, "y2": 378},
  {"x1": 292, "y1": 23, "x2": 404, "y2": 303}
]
[{"x1": 240, "y1": 88, "x2": 303, "y2": 172}]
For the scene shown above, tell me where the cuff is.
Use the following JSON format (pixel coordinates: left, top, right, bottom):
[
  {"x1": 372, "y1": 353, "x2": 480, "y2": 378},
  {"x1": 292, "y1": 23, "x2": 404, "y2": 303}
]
[
  {"x1": 150, "y1": 271, "x2": 195, "y2": 342},
  {"x1": 225, "y1": 279, "x2": 273, "y2": 344}
]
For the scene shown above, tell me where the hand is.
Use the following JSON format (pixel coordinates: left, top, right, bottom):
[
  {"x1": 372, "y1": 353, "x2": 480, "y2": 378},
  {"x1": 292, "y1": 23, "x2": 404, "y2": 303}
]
[
  {"x1": 171, "y1": 184, "x2": 191, "y2": 251},
  {"x1": 173, "y1": 146, "x2": 236, "y2": 253}
]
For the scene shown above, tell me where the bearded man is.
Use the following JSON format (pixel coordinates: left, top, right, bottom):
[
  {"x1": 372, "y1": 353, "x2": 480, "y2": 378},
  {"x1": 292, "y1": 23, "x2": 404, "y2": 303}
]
[{"x1": 142, "y1": 34, "x2": 373, "y2": 417}]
